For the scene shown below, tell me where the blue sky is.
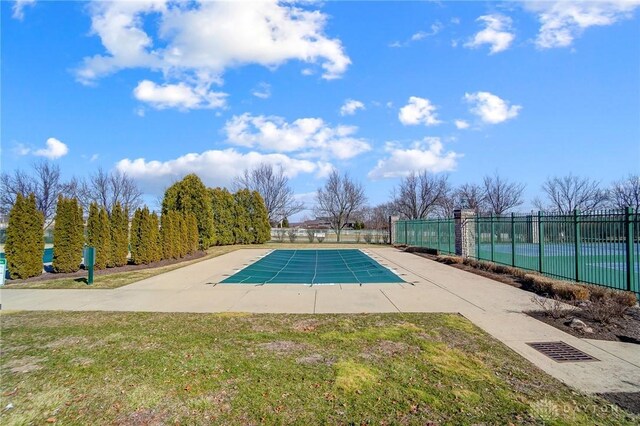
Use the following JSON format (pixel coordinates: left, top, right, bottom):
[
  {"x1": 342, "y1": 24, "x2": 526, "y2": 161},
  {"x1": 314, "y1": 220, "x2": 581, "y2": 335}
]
[{"x1": 2, "y1": 0, "x2": 639, "y2": 218}]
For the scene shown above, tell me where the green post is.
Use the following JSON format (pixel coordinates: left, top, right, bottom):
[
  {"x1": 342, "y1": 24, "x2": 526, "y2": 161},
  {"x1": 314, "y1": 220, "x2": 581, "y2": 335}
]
[
  {"x1": 404, "y1": 222, "x2": 408, "y2": 245},
  {"x1": 449, "y1": 220, "x2": 453, "y2": 254},
  {"x1": 538, "y1": 211, "x2": 544, "y2": 274},
  {"x1": 437, "y1": 220, "x2": 441, "y2": 253},
  {"x1": 476, "y1": 216, "x2": 480, "y2": 259},
  {"x1": 85, "y1": 246, "x2": 95, "y2": 285},
  {"x1": 625, "y1": 207, "x2": 635, "y2": 292},
  {"x1": 490, "y1": 214, "x2": 495, "y2": 263},
  {"x1": 574, "y1": 210, "x2": 581, "y2": 282},
  {"x1": 511, "y1": 213, "x2": 516, "y2": 266}
]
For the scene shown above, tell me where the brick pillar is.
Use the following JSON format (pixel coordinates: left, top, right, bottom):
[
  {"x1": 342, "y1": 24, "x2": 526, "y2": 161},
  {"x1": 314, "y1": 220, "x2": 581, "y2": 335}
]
[
  {"x1": 454, "y1": 209, "x2": 476, "y2": 258},
  {"x1": 389, "y1": 216, "x2": 399, "y2": 244}
]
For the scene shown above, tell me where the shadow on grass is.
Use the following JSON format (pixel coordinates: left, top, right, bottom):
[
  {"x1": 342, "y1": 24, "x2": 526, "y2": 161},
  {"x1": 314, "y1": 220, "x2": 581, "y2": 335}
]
[{"x1": 74, "y1": 277, "x2": 88, "y2": 285}]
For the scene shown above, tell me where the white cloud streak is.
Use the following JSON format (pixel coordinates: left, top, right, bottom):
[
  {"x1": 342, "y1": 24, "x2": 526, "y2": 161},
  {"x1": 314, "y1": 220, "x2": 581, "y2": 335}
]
[
  {"x1": 525, "y1": 1, "x2": 640, "y2": 49},
  {"x1": 465, "y1": 14, "x2": 515, "y2": 54},
  {"x1": 368, "y1": 138, "x2": 460, "y2": 179},
  {"x1": 464, "y1": 91, "x2": 521, "y2": 124},
  {"x1": 12, "y1": 0, "x2": 35, "y2": 20},
  {"x1": 224, "y1": 113, "x2": 371, "y2": 160},
  {"x1": 77, "y1": 0, "x2": 350, "y2": 87},
  {"x1": 116, "y1": 149, "x2": 330, "y2": 192},
  {"x1": 33, "y1": 138, "x2": 69, "y2": 159},
  {"x1": 340, "y1": 99, "x2": 365, "y2": 116},
  {"x1": 133, "y1": 80, "x2": 227, "y2": 110},
  {"x1": 454, "y1": 119, "x2": 470, "y2": 129},
  {"x1": 398, "y1": 97, "x2": 442, "y2": 126}
]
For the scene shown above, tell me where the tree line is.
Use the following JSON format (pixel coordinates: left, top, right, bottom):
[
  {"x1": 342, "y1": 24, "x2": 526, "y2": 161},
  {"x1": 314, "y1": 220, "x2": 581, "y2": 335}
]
[{"x1": 3, "y1": 173, "x2": 271, "y2": 280}]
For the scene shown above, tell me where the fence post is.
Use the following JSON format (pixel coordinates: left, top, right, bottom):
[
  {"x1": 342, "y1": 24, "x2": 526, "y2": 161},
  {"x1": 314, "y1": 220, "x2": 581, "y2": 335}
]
[
  {"x1": 449, "y1": 220, "x2": 453, "y2": 254},
  {"x1": 476, "y1": 214, "x2": 480, "y2": 259},
  {"x1": 538, "y1": 211, "x2": 544, "y2": 274},
  {"x1": 437, "y1": 220, "x2": 441, "y2": 253},
  {"x1": 625, "y1": 207, "x2": 635, "y2": 292},
  {"x1": 490, "y1": 214, "x2": 495, "y2": 263},
  {"x1": 511, "y1": 213, "x2": 516, "y2": 266},
  {"x1": 404, "y1": 221, "x2": 408, "y2": 245},
  {"x1": 574, "y1": 209, "x2": 581, "y2": 282}
]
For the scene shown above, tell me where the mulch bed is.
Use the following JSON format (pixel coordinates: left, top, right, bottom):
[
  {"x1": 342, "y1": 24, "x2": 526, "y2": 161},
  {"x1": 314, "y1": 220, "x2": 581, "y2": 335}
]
[
  {"x1": 597, "y1": 392, "x2": 640, "y2": 415},
  {"x1": 4, "y1": 250, "x2": 208, "y2": 285},
  {"x1": 410, "y1": 251, "x2": 640, "y2": 345},
  {"x1": 528, "y1": 308, "x2": 640, "y2": 344}
]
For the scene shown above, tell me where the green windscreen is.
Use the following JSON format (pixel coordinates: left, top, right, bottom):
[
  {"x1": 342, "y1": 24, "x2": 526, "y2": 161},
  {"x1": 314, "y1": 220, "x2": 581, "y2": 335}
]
[{"x1": 221, "y1": 249, "x2": 404, "y2": 284}]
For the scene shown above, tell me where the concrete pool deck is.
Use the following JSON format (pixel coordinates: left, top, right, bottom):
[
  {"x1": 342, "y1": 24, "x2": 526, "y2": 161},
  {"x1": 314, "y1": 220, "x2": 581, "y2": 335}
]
[{"x1": 1, "y1": 247, "x2": 639, "y2": 394}]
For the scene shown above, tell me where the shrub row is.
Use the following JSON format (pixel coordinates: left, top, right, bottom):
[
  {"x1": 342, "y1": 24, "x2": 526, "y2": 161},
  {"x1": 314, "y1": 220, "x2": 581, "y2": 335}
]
[
  {"x1": 432, "y1": 254, "x2": 637, "y2": 307},
  {"x1": 162, "y1": 174, "x2": 271, "y2": 248}
]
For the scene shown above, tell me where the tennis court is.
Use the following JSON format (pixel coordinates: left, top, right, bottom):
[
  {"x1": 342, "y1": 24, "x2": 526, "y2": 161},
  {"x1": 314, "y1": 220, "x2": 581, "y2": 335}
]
[{"x1": 221, "y1": 249, "x2": 404, "y2": 285}]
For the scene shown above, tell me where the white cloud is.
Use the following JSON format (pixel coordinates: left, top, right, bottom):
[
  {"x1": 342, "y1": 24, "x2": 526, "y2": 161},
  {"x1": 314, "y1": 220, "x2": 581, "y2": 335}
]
[
  {"x1": 464, "y1": 91, "x2": 521, "y2": 124},
  {"x1": 252, "y1": 82, "x2": 271, "y2": 99},
  {"x1": 368, "y1": 137, "x2": 460, "y2": 179},
  {"x1": 34, "y1": 138, "x2": 69, "y2": 159},
  {"x1": 224, "y1": 113, "x2": 371, "y2": 160},
  {"x1": 77, "y1": 0, "x2": 350, "y2": 87},
  {"x1": 390, "y1": 21, "x2": 443, "y2": 47},
  {"x1": 525, "y1": 1, "x2": 640, "y2": 49},
  {"x1": 464, "y1": 14, "x2": 515, "y2": 54},
  {"x1": 12, "y1": 0, "x2": 35, "y2": 20},
  {"x1": 398, "y1": 97, "x2": 442, "y2": 126},
  {"x1": 454, "y1": 119, "x2": 470, "y2": 129},
  {"x1": 133, "y1": 80, "x2": 226, "y2": 110},
  {"x1": 340, "y1": 99, "x2": 365, "y2": 116},
  {"x1": 116, "y1": 149, "x2": 327, "y2": 191},
  {"x1": 13, "y1": 143, "x2": 31, "y2": 156}
]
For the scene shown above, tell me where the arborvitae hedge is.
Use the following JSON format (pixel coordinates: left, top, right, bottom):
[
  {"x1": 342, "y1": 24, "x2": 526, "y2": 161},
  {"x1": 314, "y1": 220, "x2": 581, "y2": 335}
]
[
  {"x1": 131, "y1": 207, "x2": 161, "y2": 265},
  {"x1": 52, "y1": 196, "x2": 84, "y2": 273},
  {"x1": 5, "y1": 193, "x2": 44, "y2": 279},
  {"x1": 130, "y1": 208, "x2": 144, "y2": 265},
  {"x1": 161, "y1": 211, "x2": 177, "y2": 260},
  {"x1": 162, "y1": 174, "x2": 215, "y2": 248},
  {"x1": 86, "y1": 203, "x2": 111, "y2": 270},
  {"x1": 109, "y1": 203, "x2": 129, "y2": 267},
  {"x1": 210, "y1": 187, "x2": 236, "y2": 245},
  {"x1": 178, "y1": 212, "x2": 188, "y2": 258},
  {"x1": 185, "y1": 213, "x2": 199, "y2": 254},
  {"x1": 233, "y1": 189, "x2": 253, "y2": 244},
  {"x1": 149, "y1": 212, "x2": 162, "y2": 262},
  {"x1": 250, "y1": 190, "x2": 271, "y2": 244}
]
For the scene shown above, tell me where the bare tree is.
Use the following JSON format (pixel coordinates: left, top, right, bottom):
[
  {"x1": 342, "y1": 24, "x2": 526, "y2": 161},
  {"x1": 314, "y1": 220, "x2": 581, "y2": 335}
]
[
  {"x1": 78, "y1": 168, "x2": 143, "y2": 215},
  {"x1": 533, "y1": 174, "x2": 608, "y2": 213},
  {"x1": 314, "y1": 170, "x2": 367, "y2": 242},
  {"x1": 454, "y1": 183, "x2": 486, "y2": 214},
  {"x1": 609, "y1": 174, "x2": 640, "y2": 211},
  {"x1": 392, "y1": 171, "x2": 449, "y2": 219},
  {"x1": 482, "y1": 173, "x2": 525, "y2": 215},
  {"x1": 235, "y1": 163, "x2": 304, "y2": 225},
  {"x1": 0, "y1": 161, "x2": 74, "y2": 227}
]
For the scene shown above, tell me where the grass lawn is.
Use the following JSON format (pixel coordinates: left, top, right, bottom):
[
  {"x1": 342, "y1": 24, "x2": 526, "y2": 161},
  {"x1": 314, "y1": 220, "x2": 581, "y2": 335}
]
[
  {"x1": 2, "y1": 243, "x2": 385, "y2": 290},
  {"x1": 1, "y1": 312, "x2": 635, "y2": 425}
]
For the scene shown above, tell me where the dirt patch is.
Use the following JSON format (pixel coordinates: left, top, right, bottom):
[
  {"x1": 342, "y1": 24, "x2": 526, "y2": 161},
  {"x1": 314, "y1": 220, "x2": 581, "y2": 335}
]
[
  {"x1": 597, "y1": 392, "x2": 640, "y2": 415},
  {"x1": 292, "y1": 318, "x2": 322, "y2": 332},
  {"x1": 115, "y1": 408, "x2": 168, "y2": 426},
  {"x1": 4, "y1": 356, "x2": 46, "y2": 373},
  {"x1": 528, "y1": 308, "x2": 640, "y2": 344},
  {"x1": 4, "y1": 250, "x2": 207, "y2": 284},
  {"x1": 46, "y1": 336, "x2": 90, "y2": 349},
  {"x1": 360, "y1": 340, "x2": 417, "y2": 360},
  {"x1": 296, "y1": 354, "x2": 334, "y2": 365},
  {"x1": 258, "y1": 340, "x2": 309, "y2": 354}
]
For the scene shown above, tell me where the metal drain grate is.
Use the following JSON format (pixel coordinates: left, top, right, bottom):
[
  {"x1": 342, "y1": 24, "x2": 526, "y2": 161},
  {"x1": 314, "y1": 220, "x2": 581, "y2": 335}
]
[{"x1": 527, "y1": 341, "x2": 598, "y2": 363}]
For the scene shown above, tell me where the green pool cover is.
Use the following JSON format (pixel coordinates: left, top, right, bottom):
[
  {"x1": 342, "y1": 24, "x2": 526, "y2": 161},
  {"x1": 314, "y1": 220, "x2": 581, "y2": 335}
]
[{"x1": 221, "y1": 249, "x2": 404, "y2": 285}]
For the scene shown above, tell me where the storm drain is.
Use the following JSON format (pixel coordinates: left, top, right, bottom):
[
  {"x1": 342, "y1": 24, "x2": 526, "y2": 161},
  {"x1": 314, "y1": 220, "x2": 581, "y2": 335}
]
[{"x1": 527, "y1": 341, "x2": 598, "y2": 363}]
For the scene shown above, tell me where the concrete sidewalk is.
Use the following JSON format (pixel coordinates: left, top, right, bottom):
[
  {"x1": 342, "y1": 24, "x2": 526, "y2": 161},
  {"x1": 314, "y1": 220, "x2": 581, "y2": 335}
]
[{"x1": 1, "y1": 247, "x2": 639, "y2": 394}]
